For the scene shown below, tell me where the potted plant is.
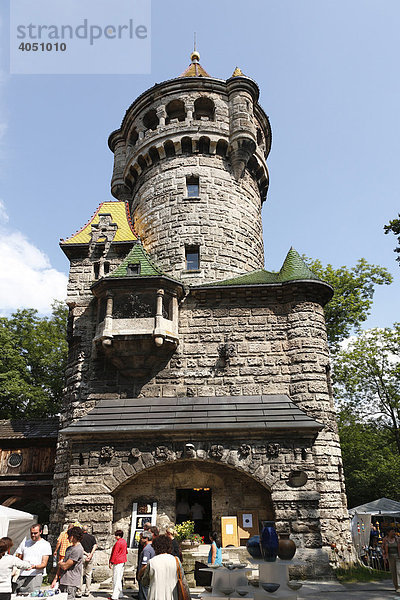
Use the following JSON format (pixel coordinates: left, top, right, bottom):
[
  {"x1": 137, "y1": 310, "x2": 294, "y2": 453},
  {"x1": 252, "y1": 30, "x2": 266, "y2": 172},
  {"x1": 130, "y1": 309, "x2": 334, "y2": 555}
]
[{"x1": 175, "y1": 520, "x2": 204, "y2": 548}]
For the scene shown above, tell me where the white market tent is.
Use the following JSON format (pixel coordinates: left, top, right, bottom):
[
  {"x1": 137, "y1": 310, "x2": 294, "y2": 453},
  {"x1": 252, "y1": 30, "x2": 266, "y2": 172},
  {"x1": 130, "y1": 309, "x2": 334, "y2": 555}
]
[
  {"x1": 0, "y1": 505, "x2": 37, "y2": 550},
  {"x1": 349, "y1": 497, "x2": 400, "y2": 556},
  {"x1": 349, "y1": 497, "x2": 400, "y2": 517}
]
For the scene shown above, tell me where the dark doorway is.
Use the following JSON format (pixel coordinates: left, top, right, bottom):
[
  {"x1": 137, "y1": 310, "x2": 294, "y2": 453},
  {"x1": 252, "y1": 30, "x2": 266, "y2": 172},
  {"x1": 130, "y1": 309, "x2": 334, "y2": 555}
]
[{"x1": 176, "y1": 488, "x2": 212, "y2": 539}]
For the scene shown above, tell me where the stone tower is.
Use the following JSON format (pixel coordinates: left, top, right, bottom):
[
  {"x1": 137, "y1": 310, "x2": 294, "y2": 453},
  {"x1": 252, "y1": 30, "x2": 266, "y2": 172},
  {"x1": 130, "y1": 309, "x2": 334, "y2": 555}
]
[{"x1": 52, "y1": 53, "x2": 352, "y2": 578}]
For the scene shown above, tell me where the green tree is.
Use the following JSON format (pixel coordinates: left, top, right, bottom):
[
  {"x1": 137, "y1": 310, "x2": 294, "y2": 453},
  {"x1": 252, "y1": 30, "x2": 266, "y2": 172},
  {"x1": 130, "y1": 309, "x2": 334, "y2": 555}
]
[
  {"x1": 305, "y1": 257, "x2": 392, "y2": 351},
  {"x1": 334, "y1": 324, "x2": 400, "y2": 455},
  {"x1": 384, "y1": 213, "x2": 400, "y2": 264},
  {"x1": 338, "y1": 410, "x2": 400, "y2": 507},
  {"x1": 0, "y1": 301, "x2": 68, "y2": 419}
]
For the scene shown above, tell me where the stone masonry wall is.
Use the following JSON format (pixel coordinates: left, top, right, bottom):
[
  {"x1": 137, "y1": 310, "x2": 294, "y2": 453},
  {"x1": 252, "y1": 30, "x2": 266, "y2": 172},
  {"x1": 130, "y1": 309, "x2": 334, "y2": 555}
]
[
  {"x1": 51, "y1": 282, "x2": 353, "y2": 577},
  {"x1": 132, "y1": 155, "x2": 264, "y2": 285}
]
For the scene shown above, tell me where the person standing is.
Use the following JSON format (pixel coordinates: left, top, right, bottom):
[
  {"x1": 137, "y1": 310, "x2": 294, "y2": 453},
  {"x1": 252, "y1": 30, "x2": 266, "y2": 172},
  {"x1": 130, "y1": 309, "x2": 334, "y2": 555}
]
[
  {"x1": 15, "y1": 524, "x2": 52, "y2": 594},
  {"x1": 51, "y1": 526, "x2": 84, "y2": 600},
  {"x1": 0, "y1": 538, "x2": 32, "y2": 600},
  {"x1": 109, "y1": 530, "x2": 127, "y2": 600},
  {"x1": 141, "y1": 535, "x2": 189, "y2": 600},
  {"x1": 54, "y1": 524, "x2": 73, "y2": 563},
  {"x1": 137, "y1": 531, "x2": 154, "y2": 600},
  {"x1": 382, "y1": 528, "x2": 400, "y2": 592},
  {"x1": 207, "y1": 532, "x2": 222, "y2": 566},
  {"x1": 165, "y1": 528, "x2": 182, "y2": 561},
  {"x1": 78, "y1": 526, "x2": 97, "y2": 597},
  {"x1": 137, "y1": 523, "x2": 152, "y2": 560}
]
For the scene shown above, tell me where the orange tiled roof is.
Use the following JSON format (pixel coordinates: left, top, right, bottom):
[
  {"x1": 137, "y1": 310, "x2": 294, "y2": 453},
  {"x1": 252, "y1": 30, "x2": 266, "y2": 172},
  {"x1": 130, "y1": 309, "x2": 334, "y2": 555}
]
[{"x1": 61, "y1": 201, "x2": 137, "y2": 245}]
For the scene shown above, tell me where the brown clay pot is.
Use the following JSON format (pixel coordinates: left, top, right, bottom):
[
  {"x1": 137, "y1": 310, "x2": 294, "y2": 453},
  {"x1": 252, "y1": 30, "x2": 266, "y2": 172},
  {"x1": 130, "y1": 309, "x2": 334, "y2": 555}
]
[{"x1": 277, "y1": 533, "x2": 296, "y2": 560}]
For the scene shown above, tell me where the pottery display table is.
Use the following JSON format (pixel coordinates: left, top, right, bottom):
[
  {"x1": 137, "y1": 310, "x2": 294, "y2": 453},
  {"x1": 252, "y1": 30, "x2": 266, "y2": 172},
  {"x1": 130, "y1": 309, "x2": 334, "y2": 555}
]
[
  {"x1": 200, "y1": 560, "x2": 301, "y2": 600},
  {"x1": 200, "y1": 566, "x2": 253, "y2": 599},
  {"x1": 254, "y1": 561, "x2": 298, "y2": 600}
]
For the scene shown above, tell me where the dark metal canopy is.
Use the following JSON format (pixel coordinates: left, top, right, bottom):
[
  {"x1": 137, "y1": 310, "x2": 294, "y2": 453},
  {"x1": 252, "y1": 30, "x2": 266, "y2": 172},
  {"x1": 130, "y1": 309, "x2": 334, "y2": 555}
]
[{"x1": 62, "y1": 395, "x2": 323, "y2": 437}]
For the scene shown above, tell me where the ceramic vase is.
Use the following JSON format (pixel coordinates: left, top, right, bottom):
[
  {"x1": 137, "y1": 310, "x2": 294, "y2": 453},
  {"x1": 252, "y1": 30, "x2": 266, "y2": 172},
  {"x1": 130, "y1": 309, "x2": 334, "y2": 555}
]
[
  {"x1": 246, "y1": 535, "x2": 262, "y2": 559},
  {"x1": 277, "y1": 533, "x2": 296, "y2": 560},
  {"x1": 259, "y1": 521, "x2": 279, "y2": 562}
]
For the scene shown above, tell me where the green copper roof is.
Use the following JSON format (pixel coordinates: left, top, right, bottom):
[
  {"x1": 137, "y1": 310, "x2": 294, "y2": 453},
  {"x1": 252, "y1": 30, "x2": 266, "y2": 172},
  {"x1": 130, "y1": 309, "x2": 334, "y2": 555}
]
[
  {"x1": 199, "y1": 248, "x2": 320, "y2": 287},
  {"x1": 107, "y1": 243, "x2": 164, "y2": 278}
]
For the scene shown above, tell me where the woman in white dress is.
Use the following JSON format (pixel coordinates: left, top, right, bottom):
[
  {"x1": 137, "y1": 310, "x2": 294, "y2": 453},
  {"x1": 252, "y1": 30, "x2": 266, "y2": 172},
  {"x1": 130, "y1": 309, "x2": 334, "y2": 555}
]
[{"x1": 142, "y1": 535, "x2": 189, "y2": 600}]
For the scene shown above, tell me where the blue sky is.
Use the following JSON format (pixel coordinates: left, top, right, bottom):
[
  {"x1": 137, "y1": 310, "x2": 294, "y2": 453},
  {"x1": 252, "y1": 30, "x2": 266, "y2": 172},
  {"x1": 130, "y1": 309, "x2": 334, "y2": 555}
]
[{"x1": 0, "y1": 0, "x2": 399, "y2": 327}]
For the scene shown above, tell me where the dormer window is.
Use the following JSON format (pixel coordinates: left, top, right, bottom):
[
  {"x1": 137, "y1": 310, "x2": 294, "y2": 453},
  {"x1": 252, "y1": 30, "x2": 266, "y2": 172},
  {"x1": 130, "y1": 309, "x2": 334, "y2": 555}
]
[
  {"x1": 127, "y1": 263, "x2": 141, "y2": 275},
  {"x1": 186, "y1": 176, "x2": 199, "y2": 198},
  {"x1": 185, "y1": 245, "x2": 200, "y2": 271}
]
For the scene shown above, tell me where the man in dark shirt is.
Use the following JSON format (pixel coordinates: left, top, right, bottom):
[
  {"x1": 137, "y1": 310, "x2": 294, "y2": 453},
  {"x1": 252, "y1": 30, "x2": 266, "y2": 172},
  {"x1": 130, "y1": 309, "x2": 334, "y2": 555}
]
[
  {"x1": 137, "y1": 531, "x2": 154, "y2": 600},
  {"x1": 137, "y1": 523, "x2": 151, "y2": 561},
  {"x1": 77, "y1": 526, "x2": 97, "y2": 597}
]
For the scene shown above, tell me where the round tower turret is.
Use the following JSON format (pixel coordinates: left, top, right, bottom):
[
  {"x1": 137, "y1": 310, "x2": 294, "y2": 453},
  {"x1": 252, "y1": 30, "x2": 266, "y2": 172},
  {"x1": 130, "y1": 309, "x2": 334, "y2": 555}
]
[{"x1": 108, "y1": 55, "x2": 271, "y2": 284}]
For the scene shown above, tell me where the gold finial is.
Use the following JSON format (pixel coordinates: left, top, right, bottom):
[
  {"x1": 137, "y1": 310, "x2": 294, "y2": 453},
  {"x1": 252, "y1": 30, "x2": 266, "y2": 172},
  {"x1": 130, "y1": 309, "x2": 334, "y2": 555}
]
[{"x1": 232, "y1": 67, "x2": 243, "y2": 77}]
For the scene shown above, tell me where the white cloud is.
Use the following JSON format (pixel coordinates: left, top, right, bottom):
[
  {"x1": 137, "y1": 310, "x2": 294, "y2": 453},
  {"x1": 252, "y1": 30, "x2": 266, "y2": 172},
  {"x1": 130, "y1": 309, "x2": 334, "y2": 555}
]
[{"x1": 0, "y1": 201, "x2": 68, "y2": 315}]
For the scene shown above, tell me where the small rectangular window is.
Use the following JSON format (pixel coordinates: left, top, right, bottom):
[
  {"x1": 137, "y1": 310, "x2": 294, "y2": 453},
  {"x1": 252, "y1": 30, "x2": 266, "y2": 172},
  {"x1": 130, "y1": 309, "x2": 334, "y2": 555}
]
[
  {"x1": 104, "y1": 262, "x2": 110, "y2": 275},
  {"x1": 93, "y1": 262, "x2": 100, "y2": 279},
  {"x1": 186, "y1": 176, "x2": 199, "y2": 198},
  {"x1": 127, "y1": 263, "x2": 141, "y2": 275},
  {"x1": 185, "y1": 246, "x2": 200, "y2": 271}
]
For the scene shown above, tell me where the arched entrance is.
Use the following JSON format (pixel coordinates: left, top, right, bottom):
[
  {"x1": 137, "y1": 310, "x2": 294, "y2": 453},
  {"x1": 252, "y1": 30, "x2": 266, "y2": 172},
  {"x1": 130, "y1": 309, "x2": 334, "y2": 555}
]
[{"x1": 113, "y1": 460, "x2": 274, "y2": 546}]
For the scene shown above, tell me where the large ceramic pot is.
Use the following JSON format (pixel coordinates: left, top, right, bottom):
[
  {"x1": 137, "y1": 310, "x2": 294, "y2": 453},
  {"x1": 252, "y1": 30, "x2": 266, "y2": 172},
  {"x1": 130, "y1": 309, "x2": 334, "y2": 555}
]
[
  {"x1": 246, "y1": 535, "x2": 262, "y2": 559},
  {"x1": 260, "y1": 521, "x2": 279, "y2": 562},
  {"x1": 278, "y1": 533, "x2": 296, "y2": 560}
]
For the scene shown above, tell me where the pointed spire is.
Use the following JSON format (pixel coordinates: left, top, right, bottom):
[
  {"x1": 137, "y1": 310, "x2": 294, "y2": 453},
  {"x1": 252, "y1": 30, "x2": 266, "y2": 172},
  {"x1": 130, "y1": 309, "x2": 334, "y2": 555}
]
[
  {"x1": 232, "y1": 67, "x2": 243, "y2": 77},
  {"x1": 278, "y1": 248, "x2": 320, "y2": 281},
  {"x1": 179, "y1": 46, "x2": 210, "y2": 78}
]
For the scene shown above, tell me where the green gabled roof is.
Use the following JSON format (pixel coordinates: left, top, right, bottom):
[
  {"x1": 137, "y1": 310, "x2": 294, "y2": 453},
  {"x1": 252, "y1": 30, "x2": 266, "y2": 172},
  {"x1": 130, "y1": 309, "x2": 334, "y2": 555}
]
[
  {"x1": 107, "y1": 242, "x2": 164, "y2": 278},
  {"x1": 198, "y1": 248, "x2": 320, "y2": 287}
]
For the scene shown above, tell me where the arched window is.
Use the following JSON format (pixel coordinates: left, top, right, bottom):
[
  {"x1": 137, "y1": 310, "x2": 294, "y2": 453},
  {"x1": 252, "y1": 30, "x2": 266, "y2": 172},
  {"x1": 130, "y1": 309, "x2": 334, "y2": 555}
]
[
  {"x1": 198, "y1": 136, "x2": 210, "y2": 154},
  {"x1": 257, "y1": 128, "x2": 264, "y2": 146},
  {"x1": 138, "y1": 155, "x2": 147, "y2": 171},
  {"x1": 216, "y1": 140, "x2": 228, "y2": 157},
  {"x1": 164, "y1": 140, "x2": 176, "y2": 158},
  {"x1": 165, "y1": 99, "x2": 186, "y2": 124},
  {"x1": 149, "y1": 146, "x2": 160, "y2": 164},
  {"x1": 194, "y1": 97, "x2": 215, "y2": 121},
  {"x1": 143, "y1": 109, "x2": 159, "y2": 131},
  {"x1": 128, "y1": 128, "x2": 139, "y2": 147},
  {"x1": 181, "y1": 137, "x2": 192, "y2": 154},
  {"x1": 247, "y1": 156, "x2": 258, "y2": 178}
]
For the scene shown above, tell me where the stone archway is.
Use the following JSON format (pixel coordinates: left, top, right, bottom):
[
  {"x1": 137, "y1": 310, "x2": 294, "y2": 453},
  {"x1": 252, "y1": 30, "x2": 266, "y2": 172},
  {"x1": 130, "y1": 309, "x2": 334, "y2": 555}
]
[{"x1": 112, "y1": 459, "x2": 274, "y2": 542}]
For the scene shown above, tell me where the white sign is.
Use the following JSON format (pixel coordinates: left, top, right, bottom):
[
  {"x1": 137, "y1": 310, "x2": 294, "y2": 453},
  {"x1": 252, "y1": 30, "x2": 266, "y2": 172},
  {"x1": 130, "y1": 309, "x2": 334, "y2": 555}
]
[
  {"x1": 226, "y1": 523, "x2": 234, "y2": 535},
  {"x1": 242, "y1": 513, "x2": 253, "y2": 528}
]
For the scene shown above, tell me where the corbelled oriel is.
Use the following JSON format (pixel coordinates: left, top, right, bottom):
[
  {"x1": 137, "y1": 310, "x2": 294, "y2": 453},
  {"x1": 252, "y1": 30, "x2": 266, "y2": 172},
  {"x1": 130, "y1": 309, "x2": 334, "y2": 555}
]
[{"x1": 108, "y1": 53, "x2": 271, "y2": 285}]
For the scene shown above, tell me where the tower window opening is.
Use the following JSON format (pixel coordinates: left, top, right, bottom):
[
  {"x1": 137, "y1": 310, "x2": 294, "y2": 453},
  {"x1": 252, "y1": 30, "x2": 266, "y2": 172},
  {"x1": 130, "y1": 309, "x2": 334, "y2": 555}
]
[
  {"x1": 198, "y1": 137, "x2": 210, "y2": 154},
  {"x1": 186, "y1": 176, "x2": 199, "y2": 198},
  {"x1": 143, "y1": 109, "x2": 159, "y2": 131},
  {"x1": 194, "y1": 97, "x2": 215, "y2": 121},
  {"x1": 129, "y1": 128, "x2": 139, "y2": 147},
  {"x1": 164, "y1": 140, "x2": 176, "y2": 158},
  {"x1": 216, "y1": 140, "x2": 228, "y2": 157},
  {"x1": 104, "y1": 262, "x2": 110, "y2": 275},
  {"x1": 127, "y1": 263, "x2": 141, "y2": 275},
  {"x1": 166, "y1": 99, "x2": 186, "y2": 124},
  {"x1": 93, "y1": 262, "x2": 100, "y2": 279},
  {"x1": 181, "y1": 137, "x2": 192, "y2": 154},
  {"x1": 149, "y1": 146, "x2": 160, "y2": 164},
  {"x1": 185, "y1": 245, "x2": 200, "y2": 271}
]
